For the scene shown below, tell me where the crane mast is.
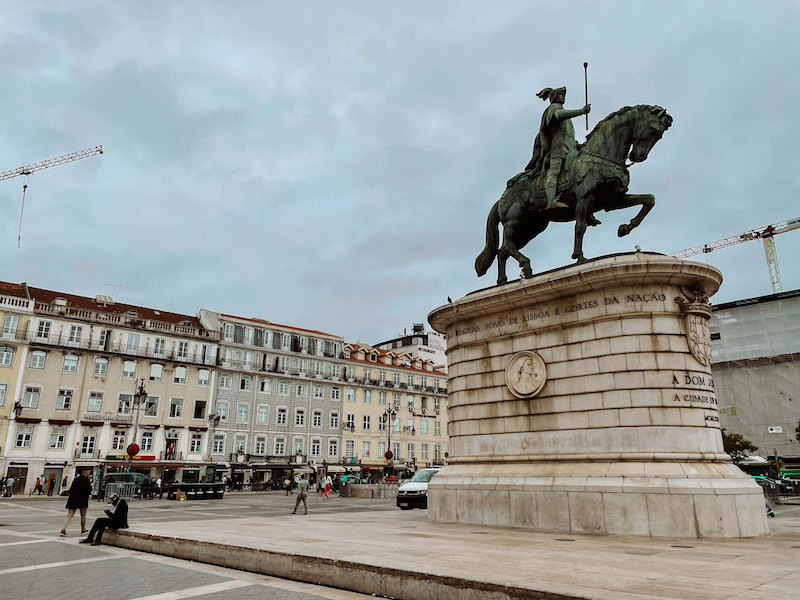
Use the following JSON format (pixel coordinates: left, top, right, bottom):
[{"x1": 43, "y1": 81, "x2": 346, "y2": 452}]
[{"x1": 672, "y1": 217, "x2": 800, "y2": 293}]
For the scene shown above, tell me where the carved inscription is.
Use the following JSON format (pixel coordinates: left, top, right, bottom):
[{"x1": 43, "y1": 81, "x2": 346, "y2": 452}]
[{"x1": 452, "y1": 289, "x2": 668, "y2": 338}]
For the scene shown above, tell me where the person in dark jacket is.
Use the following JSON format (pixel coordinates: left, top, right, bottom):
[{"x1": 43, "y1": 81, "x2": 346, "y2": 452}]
[
  {"x1": 80, "y1": 494, "x2": 128, "y2": 546},
  {"x1": 60, "y1": 471, "x2": 91, "y2": 536}
]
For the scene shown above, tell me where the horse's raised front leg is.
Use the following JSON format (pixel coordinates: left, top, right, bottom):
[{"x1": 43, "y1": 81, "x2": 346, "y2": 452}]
[
  {"x1": 571, "y1": 195, "x2": 592, "y2": 263},
  {"x1": 617, "y1": 194, "x2": 655, "y2": 237}
]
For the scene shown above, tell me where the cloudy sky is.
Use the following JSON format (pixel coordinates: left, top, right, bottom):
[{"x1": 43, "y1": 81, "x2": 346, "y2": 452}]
[{"x1": 1, "y1": 2, "x2": 798, "y2": 343}]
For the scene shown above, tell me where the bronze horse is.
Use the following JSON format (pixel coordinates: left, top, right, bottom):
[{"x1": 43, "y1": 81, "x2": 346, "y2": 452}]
[{"x1": 476, "y1": 105, "x2": 673, "y2": 285}]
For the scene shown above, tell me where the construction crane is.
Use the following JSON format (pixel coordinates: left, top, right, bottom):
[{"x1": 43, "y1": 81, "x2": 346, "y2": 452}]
[
  {"x1": 673, "y1": 216, "x2": 800, "y2": 293},
  {"x1": 1, "y1": 145, "x2": 103, "y2": 246}
]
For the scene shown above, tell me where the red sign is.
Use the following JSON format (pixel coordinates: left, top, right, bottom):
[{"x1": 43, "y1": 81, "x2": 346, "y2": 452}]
[
  {"x1": 127, "y1": 443, "x2": 140, "y2": 457},
  {"x1": 384, "y1": 450, "x2": 393, "y2": 460}
]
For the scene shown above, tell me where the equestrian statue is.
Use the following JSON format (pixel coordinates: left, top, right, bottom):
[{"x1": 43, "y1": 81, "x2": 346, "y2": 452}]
[{"x1": 475, "y1": 85, "x2": 673, "y2": 285}]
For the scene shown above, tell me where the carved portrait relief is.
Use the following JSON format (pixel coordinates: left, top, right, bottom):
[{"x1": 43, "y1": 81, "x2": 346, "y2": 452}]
[{"x1": 505, "y1": 351, "x2": 547, "y2": 398}]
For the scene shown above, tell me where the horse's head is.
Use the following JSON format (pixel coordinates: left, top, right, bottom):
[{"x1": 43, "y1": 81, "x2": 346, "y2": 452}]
[{"x1": 629, "y1": 106, "x2": 673, "y2": 163}]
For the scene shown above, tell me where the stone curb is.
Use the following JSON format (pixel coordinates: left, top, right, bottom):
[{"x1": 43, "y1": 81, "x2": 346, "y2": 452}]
[{"x1": 106, "y1": 529, "x2": 584, "y2": 600}]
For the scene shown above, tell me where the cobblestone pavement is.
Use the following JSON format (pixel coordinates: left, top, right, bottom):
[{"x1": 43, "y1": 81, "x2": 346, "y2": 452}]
[{"x1": 0, "y1": 492, "x2": 395, "y2": 600}]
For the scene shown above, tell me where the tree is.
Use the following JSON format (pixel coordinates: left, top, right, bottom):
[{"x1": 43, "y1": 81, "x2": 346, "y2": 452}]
[{"x1": 722, "y1": 429, "x2": 758, "y2": 464}]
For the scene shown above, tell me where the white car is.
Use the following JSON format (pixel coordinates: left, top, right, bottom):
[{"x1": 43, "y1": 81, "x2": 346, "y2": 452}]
[{"x1": 396, "y1": 468, "x2": 441, "y2": 510}]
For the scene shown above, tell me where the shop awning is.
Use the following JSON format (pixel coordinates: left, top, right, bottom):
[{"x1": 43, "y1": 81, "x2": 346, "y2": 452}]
[
  {"x1": 293, "y1": 467, "x2": 314, "y2": 474},
  {"x1": 324, "y1": 465, "x2": 347, "y2": 473}
]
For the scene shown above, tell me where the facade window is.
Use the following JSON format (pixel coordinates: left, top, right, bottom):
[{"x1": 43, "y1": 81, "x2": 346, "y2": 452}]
[
  {"x1": 434, "y1": 421, "x2": 442, "y2": 436},
  {"x1": 407, "y1": 443, "x2": 415, "y2": 459},
  {"x1": 221, "y1": 348, "x2": 232, "y2": 366},
  {"x1": 217, "y1": 401, "x2": 228, "y2": 421},
  {"x1": 434, "y1": 444, "x2": 442, "y2": 460},
  {"x1": 312, "y1": 410, "x2": 322, "y2": 427},
  {"x1": 277, "y1": 407, "x2": 287, "y2": 425},
  {"x1": 0, "y1": 382, "x2": 5, "y2": 406},
  {"x1": 63, "y1": 353, "x2": 78, "y2": 373},
  {"x1": 394, "y1": 393, "x2": 401, "y2": 410},
  {"x1": 311, "y1": 438, "x2": 321, "y2": 456},
  {"x1": 30, "y1": 350, "x2": 47, "y2": 370},
  {"x1": 407, "y1": 374, "x2": 413, "y2": 387},
  {"x1": 197, "y1": 369, "x2": 210, "y2": 386},
  {"x1": 345, "y1": 440, "x2": 355, "y2": 458},
  {"x1": 421, "y1": 376, "x2": 428, "y2": 389},
  {"x1": 212, "y1": 434, "x2": 224, "y2": 453},
  {"x1": 363, "y1": 390, "x2": 371, "y2": 404},
  {"x1": 145, "y1": 396, "x2": 158, "y2": 416},
  {"x1": 152, "y1": 337, "x2": 165, "y2": 357},
  {"x1": 293, "y1": 436, "x2": 303, "y2": 455},
  {"x1": 22, "y1": 386, "x2": 41, "y2": 409},
  {"x1": 126, "y1": 333, "x2": 140, "y2": 354},
  {"x1": 278, "y1": 355, "x2": 288, "y2": 371},
  {"x1": 81, "y1": 430, "x2": 97, "y2": 456},
  {"x1": 393, "y1": 442, "x2": 401, "y2": 460},
  {"x1": 330, "y1": 412, "x2": 339, "y2": 428},
  {"x1": 234, "y1": 435, "x2": 246, "y2": 452},
  {"x1": 379, "y1": 414, "x2": 387, "y2": 431},
  {"x1": 315, "y1": 361, "x2": 323, "y2": 376},
  {"x1": 328, "y1": 438, "x2": 338, "y2": 457},
  {"x1": 223, "y1": 323, "x2": 234, "y2": 341},
  {"x1": 240, "y1": 375, "x2": 251, "y2": 391},
  {"x1": 49, "y1": 426, "x2": 66, "y2": 449},
  {"x1": 314, "y1": 385, "x2": 323, "y2": 399},
  {"x1": 87, "y1": 391, "x2": 103, "y2": 412},
  {"x1": 434, "y1": 379, "x2": 440, "y2": 392},
  {"x1": 332, "y1": 364, "x2": 341, "y2": 379},
  {"x1": 407, "y1": 418, "x2": 414, "y2": 432},
  {"x1": 194, "y1": 400, "x2": 206, "y2": 420},
  {"x1": 177, "y1": 341, "x2": 188, "y2": 359},
  {"x1": 379, "y1": 391, "x2": 386, "y2": 405},
  {"x1": 296, "y1": 383, "x2": 306, "y2": 397},
  {"x1": 174, "y1": 366, "x2": 187, "y2": 384},
  {"x1": 93, "y1": 357, "x2": 108, "y2": 376},
  {"x1": 0, "y1": 346, "x2": 14, "y2": 366},
  {"x1": 112, "y1": 429, "x2": 127, "y2": 451},
  {"x1": 279, "y1": 381, "x2": 289, "y2": 395},
  {"x1": 255, "y1": 436, "x2": 266, "y2": 455},
  {"x1": 243, "y1": 351, "x2": 253, "y2": 369},
  {"x1": 420, "y1": 420, "x2": 428, "y2": 435},
  {"x1": 237, "y1": 404, "x2": 249, "y2": 423},
  {"x1": 378, "y1": 441, "x2": 386, "y2": 457},
  {"x1": 118, "y1": 394, "x2": 132, "y2": 414},
  {"x1": 141, "y1": 431, "x2": 153, "y2": 451},
  {"x1": 122, "y1": 361, "x2": 137, "y2": 379},
  {"x1": 331, "y1": 387, "x2": 340, "y2": 401},
  {"x1": 363, "y1": 414, "x2": 371, "y2": 430},
  {"x1": 149, "y1": 363, "x2": 163, "y2": 381},
  {"x1": 2, "y1": 315, "x2": 19, "y2": 338},
  {"x1": 434, "y1": 397, "x2": 441, "y2": 412},
  {"x1": 393, "y1": 417, "x2": 401, "y2": 432},
  {"x1": 220, "y1": 373, "x2": 231, "y2": 388},
  {"x1": 393, "y1": 372, "x2": 400, "y2": 385},
  {"x1": 346, "y1": 413, "x2": 355, "y2": 429},
  {"x1": 16, "y1": 425, "x2": 33, "y2": 448},
  {"x1": 362, "y1": 440, "x2": 371, "y2": 457},
  {"x1": 275, "y1": 437, "x2": 286, "y2": 455},
  {"x1": 281, "y1": 333, "x2": 291, "y2": 348},
  {"x1": 257, "y1": 405, "x2": 269, "y2": 424},
  {"x1": 407, "y1": 395, "x2": 414, "y2": 410},
  {"x1": 295, "y1": 408, "x2": 305, "y2": 426},
  {"x1": 190, "y1": 433, "x2": 202, "y2": 453},
  {"x1": 347, "y1": 388, "x2": 355, "y2": 402},
  {"x1": 36, "y1": 320, "x2": 52, "y2": 341},
  {"x1": 379, "y1": 371, "x2": 386, "y2": 383},
  {"x1": 244, "y1": 327, "x2": 255, "y2": 345},
  {"x1": 421, "y1": 444, "x2": 429, "y2": 459},
  {"x1": 364, "y1": 368, "x2": 371, "y2": 382},
  {"x1": 347, "y1": 366, "x2": 356, "y2": 380},
  {"x1": 260, "y1": 378, "x2": 270, "y2": 393},
  {"x1": 169, "y1": 398, "x2": 183, "y2": 418}
]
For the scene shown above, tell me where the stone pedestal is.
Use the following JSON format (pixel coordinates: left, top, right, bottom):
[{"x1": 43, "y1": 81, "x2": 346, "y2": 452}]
[{"x1": 428, "y1": 253, "x2": 768, "y2": 537}]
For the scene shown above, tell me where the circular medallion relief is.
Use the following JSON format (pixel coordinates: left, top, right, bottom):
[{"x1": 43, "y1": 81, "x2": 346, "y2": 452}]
[{"x1": 505, "y1": 351, "x2": 547, "y2": 398}]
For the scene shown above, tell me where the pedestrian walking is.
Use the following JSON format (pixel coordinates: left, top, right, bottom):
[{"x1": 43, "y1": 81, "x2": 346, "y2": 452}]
[
  {"x1": 284, "y1": 477, "x2": 293, "y2": 495},
  {"x1": 62, "y1": 475, "x2": 69, "y2": 489},
  {"x1": 46, "y1": 475, "x2": 55, "y2": 496},
  {"x1": 317, "y1": 477, "x2": 324, "y2": 500},
  {"x1": 4, "y1": 475, "x2": 15, "y2": 497},
  {"x1": 30, "y1": 477, "x2": 45, "y2": 496},
  {"x1": 291, "y1": 475, "x2": 309, "y2": 515},
  {"x1": 80, "y1": 494, "x2": 128, "y2": 546},
  {"x1": 156, "y1": 477, "x2": 163, "y2": 499},
  {"x1": 60, "y1": 471, "x2": 91, "y2": 537}
]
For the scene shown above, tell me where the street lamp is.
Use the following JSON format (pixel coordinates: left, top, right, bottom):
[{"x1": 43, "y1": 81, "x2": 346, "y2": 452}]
[
  {"x1": 12, "y1": 400, "x2": 23, "y2": 418},
  {"x1": 383, "y1": 408, "x2": 397, "y2": 480},
  {"x1": 127, "y1": 379, "x2": 147, "y2": 473}
]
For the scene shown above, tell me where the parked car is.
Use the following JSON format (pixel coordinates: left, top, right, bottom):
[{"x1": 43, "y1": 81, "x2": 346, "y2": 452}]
[
  {"x1": 396, "y1": 468, "x2": 441, "y2": 510},
  {"x1": 101, "y1": 472, "x2": 158, "y2": 498}
]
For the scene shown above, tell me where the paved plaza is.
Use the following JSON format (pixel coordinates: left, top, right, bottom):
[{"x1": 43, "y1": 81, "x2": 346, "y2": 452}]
[{"x1": 0, "y1": 492, "x2": 392, "y2": 600}]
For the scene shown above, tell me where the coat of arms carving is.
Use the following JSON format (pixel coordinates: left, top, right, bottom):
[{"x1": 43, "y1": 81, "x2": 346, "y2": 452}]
[{"x1": 676, "y1": 284, "x2": 713, "y2": 367}]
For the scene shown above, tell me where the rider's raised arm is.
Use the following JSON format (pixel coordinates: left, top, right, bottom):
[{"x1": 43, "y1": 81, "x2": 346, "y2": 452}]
[{"x1": 553, "y1": 105, "x2": 590, "y2": 122}]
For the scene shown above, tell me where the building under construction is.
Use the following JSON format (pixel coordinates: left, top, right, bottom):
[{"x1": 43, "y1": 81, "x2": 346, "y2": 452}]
[{"x1": 711, "y1": 289, "x2": 800, "y2": 462}]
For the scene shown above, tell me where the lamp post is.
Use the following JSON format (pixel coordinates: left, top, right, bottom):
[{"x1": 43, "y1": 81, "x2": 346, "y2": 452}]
[
  {"x1": 126, "y1": 379, "x2": 147, "y2": 473},
  {"x1": 383, "y1": 407, "x2": 397, "y2": 479}
]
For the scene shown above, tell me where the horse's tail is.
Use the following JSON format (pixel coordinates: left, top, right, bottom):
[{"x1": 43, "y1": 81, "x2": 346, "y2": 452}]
[{"x1": 475, "y1": 200, "x2": 500, "y2": 277}]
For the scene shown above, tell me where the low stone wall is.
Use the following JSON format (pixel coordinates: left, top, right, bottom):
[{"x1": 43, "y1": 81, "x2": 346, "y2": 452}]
[{"x1": 346, "y1": 483, "x2": 398, "y2": 499}]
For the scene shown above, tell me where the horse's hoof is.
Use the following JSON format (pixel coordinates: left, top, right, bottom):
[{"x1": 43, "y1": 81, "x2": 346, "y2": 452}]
[
  {"x1": 522, "y1": 269, "x2": 534, "y2": 279},
  {"x1": 618, "y1": 224, "x2": 632, "y2": 237},
  {"x1": 573, "y1": 255, "x2": 588, "y2": 265},
  {"x1": 497, "y1": 277, "x2": 508, "y2": 286}
]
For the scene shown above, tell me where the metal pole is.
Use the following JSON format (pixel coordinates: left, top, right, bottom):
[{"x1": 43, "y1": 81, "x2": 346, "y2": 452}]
[{"x1": 583, "y1": 62, "x2": 589, "y2": 131}]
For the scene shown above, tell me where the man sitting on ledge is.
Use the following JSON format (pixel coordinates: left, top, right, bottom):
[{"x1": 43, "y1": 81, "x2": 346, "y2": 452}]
[{"x1": 80, "y1": 494, "x2": 128, "y2": 546}]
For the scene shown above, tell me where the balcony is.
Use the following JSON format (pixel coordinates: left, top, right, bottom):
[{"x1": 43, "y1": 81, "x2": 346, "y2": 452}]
[
  {"x1": 73, "y1": 448, "x2": 101, "y2": 459},
  {"x1": 159, "y1": 451, "x2": 184, "y2": 461}
]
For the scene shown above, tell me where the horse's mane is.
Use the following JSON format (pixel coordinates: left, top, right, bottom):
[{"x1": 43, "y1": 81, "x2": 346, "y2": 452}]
[{"x1": 583, "y1": 104, "x2": 673, "y2": 146}]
